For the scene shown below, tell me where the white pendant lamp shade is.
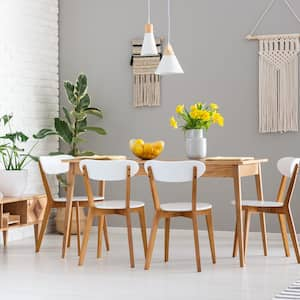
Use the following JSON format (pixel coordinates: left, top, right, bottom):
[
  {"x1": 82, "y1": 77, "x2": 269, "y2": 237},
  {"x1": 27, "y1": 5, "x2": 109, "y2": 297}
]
[
  {"x1": 155, "y1": 44, "x2": 183, "y2": 75},
  {"x1": 141, "y1": 24, "x2": 158, "y2": 56},
  {"x1": 155, "y1": 0, "x2": 184, "y2": 75}
]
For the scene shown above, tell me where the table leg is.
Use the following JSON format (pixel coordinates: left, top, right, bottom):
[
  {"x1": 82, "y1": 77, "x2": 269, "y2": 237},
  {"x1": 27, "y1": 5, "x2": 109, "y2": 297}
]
[
  {"x1": 62, "y1": 164, "x2": 75, "y2": 258},
  {"x1": 233, "y1": 166, "x2": 245, "y2": 267},
  {"x1": 255, "y1": 164, "x2": 268, "y2": 256}
]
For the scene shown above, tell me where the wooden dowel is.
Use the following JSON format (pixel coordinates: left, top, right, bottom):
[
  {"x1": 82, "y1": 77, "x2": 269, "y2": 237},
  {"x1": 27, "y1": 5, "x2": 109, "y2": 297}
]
[{"x1": 246, "y1": 33, "x2": 300, "y2": 40}]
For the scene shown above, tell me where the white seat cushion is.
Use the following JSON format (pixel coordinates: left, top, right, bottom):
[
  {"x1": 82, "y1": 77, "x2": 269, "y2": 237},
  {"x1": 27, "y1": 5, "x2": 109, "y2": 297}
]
[
  {"x1": 231, "y1": 200, "x2": 283, "y2": 208},
  {"x1": 95, "y1": 200, "x2": 144, "y2": 209},
  {"x1": 54, "y1": 196, "x2": 104, "y2": 202},
  {"x1": 160, "y1": 202, "x2": 212, "y2": 212}
]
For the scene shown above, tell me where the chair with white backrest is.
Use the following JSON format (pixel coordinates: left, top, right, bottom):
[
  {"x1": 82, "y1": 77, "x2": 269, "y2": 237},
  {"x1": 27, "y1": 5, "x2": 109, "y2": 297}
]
[
  {"x1": 144, "y1": 160, "x2": 216, "y2": 272},
  {"x1": 37, "y1": 155, "x2": 110, "y2": 256},
  {"x1": 232, "y1": 157, "x2": 300, "y2": 263},
  {"x1": 78, "y1": 159, "x2": 147, "y2": 268}
]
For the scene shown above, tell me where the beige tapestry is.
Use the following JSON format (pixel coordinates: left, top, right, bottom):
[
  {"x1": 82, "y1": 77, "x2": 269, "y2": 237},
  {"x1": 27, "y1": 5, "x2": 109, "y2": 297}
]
[
  {"x1": 131, "y1": 39, "x2": 162, "y2": 107},
  {"x1": 258, "y1": 35, "x2": 300, "y2": 133}
]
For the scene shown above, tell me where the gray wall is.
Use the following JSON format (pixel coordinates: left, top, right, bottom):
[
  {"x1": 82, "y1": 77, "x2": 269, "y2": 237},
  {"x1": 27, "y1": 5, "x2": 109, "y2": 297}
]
[{"x1": 59, "y1": 0, "x2": 300, "y2": 232}]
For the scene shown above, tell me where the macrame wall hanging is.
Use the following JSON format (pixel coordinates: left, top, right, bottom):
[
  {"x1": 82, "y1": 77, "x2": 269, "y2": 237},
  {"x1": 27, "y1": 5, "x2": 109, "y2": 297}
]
[
  {"x1": 247, "y1": 0, "x2": 300, "y2": 133},
  {"x1": 130, "y1": 38, "x2": 162, "y2": 107}
]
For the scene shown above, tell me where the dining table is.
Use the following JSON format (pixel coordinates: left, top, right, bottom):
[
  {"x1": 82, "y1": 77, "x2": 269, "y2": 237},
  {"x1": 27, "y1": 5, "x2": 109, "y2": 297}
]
[{"x1": 61, "y1": 155, "x2": 268, "y2": 268}]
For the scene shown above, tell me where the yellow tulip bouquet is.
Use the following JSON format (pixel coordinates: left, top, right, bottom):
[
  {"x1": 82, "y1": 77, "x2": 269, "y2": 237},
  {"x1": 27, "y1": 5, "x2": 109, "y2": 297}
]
[{"x1": 170, "y1": 102, "x2": 224, "y2": 130}]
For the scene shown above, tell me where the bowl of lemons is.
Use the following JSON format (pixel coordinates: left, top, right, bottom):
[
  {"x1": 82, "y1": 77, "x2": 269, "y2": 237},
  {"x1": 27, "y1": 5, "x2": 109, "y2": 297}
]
[{"x1": 129, "y1": 139, "x2": 165, "y2": 160}]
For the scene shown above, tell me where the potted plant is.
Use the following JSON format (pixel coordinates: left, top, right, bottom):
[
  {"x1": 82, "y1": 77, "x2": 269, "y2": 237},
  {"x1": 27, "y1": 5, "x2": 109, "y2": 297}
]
[
  {"x1": 170, "y1": 102, "x2": 224, "y2": 159},
  {"x1": 34, "y1": 73, "x2": 106, "y2": 156},
  {"x1": 34, "y1": 73, "x2": 106, "y2": 234},
  {"x1": 0, "y1": 114, "x2": 41, "y2": 196}
]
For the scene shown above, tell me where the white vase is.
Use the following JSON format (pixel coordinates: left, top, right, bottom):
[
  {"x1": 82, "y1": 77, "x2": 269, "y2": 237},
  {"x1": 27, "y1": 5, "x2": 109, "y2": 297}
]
[
  {"x1": 185, "y1": 129, "x2": 207, "y2": 159},
  {"x1": 0, "y1": 169, "x2": 28, "y2": 197}
]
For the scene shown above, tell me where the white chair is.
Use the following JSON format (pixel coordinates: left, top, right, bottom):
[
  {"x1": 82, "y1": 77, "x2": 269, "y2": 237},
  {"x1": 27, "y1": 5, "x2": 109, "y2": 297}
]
[
  {"x1": 232, "y1": 157, "x2": 300, "y2": 263},
  {"x1": 144, "y1": 160, "x2": 216, "y2": 272},
  {"x1": 78, "y1": 160, "x2": 147, "y2": 268},
  {"x1": 37, "y1": 155, "x2": 109, "y2": 256}
]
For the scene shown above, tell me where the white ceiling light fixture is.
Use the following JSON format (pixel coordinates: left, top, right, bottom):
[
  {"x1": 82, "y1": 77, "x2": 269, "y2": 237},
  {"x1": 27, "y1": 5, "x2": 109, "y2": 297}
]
[
  {"x1": 155, "y1": 0, "x2": 183, "y2": 75},
  {"x1": 141, "y1": 0, "x2": 158, "y2": 56}
]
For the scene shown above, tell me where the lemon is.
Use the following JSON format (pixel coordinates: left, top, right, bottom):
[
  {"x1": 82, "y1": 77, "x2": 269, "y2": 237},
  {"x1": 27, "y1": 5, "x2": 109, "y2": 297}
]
[
  {"x1": 135, "y1": 139, "x2": 144, "y2": 146},
  {"x1": 133, "y1": 144, "x2": 144, "y2": 156}
]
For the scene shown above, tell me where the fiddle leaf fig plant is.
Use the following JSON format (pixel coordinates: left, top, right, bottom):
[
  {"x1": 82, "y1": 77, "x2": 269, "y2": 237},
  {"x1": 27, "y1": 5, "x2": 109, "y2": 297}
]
[{"x1": 34, "y1": 73, "x2": 106, "y2": 156}]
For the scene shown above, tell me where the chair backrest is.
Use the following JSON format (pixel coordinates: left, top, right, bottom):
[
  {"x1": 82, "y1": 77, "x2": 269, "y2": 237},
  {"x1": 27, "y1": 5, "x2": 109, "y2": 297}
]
[
  {"x1": 144, "y1": 160, "x2": 206, "y2": 211},
  {"x1": 39, "y1": 155, "x2": 73, "y2": 175},
  {"x1": 38, "y1": 155, "x2": 73, "y2": 203},
  {"x1": 79, "y1": 160, "x2": 139, "y2": 207},
  {"x1": 276, "y1": 157, "x2": 300, "y2": 206},
  {"x1": 79, "y1": 160, "x2": 139, "y2": 181},
  {"x1": 144, "y1": 160, "x2": 206, "y2": 182}
]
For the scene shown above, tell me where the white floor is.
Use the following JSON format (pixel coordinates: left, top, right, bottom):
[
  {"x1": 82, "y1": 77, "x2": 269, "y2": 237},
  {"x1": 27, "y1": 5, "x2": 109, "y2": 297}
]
[{"x1": 1, "y1": 228, "x2": 300, "y2": 300}]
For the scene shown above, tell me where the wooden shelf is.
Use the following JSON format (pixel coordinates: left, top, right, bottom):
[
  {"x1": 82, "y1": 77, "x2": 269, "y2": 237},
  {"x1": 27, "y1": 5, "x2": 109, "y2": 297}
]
[{"x1": 0, "y1": 195, "x2": 47, "y2": 247}]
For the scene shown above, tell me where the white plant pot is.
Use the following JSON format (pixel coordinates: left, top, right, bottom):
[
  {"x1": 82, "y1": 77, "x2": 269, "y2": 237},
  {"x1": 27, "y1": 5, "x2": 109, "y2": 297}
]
[
  {"x1": 0, "y1": 169, "x2": 28, "y2": 197},
  {"x1": 185, "y1": 129, "x2": 207, "y2": 159}
]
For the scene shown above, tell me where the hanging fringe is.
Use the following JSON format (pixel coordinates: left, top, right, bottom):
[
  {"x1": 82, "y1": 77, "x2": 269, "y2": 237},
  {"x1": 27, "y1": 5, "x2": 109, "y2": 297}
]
[
  {"x1": 131, "y1": 38, "x2": 162, "y2": 107},
  {"x1": 258, "y1": 36, "x2": 300, "y2": 133}
]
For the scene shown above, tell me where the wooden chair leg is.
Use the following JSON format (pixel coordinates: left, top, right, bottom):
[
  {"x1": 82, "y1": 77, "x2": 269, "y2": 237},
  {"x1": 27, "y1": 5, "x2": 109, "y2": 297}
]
[
  {"x1": 145, "y1": 213, "x2": 160, "y2": 270},
  {"x1": 259, "y1": 212, "x2": 268, "y2": 256},
  {"x1": 286, "y1": 210, "x2": 300, "y2": 263},
  {"x1": 278, "y1": 214, "x2": 290, "y2": 257},
  {"x1": 97, "y1": 215, "x2": 104, "y2": 258},
  {"x1": 126, "y1": 211, "x2": 135, "y2": 268},
  {"x1": 35, "y1": 203, "x2": 51, "y2": 252},
  {"x1": 244, "y1": 210, "x2": 251, "y2": 257},
  {"x1": 75, "y1": 203, "x2": 81, "y2": 256},
  {"x1": 205, "y1": 211, "x2": 216, "y2": 264},
  {"x1": 103, "y1": 217, "x2": 110, "y2": 251},
  {"x1": 138, "y1": 208, "x2": 147, "y2": 259},
  {"x1": 33, "y1": 224, "x2": 40, "y2": 250},
  {"x1": 232, "y1": 221, "x2": 238, "y2": 257},
  {"x1": 78, "y1": 209, "x2": 94, "y2": 266},
  {"x1": 2, "y1": 231, "x2": 7, "y2": 248},
  {"x1": 67, "y1": 207, "x2": 73, "y2": 248},
  {"x1": 164, "y1": 218, "x2": 170, "y2": 262},
  {"x1": 192, "y1": 214, "x2": 201, "y2": 272}
]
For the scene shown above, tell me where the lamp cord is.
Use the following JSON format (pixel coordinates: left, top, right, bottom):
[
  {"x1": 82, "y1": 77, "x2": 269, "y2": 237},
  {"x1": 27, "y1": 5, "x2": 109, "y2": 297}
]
[
  {"x1": 147, "y1": 0, "x2": 151, "y2": 23},
  {"x1": 168, "y1": 0, "x2": 171, "y2": 44}
]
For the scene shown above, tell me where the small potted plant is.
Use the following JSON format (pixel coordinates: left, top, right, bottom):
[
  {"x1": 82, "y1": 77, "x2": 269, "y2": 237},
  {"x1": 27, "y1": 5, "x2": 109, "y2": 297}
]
[
  {"x1": 0, "y1": 114, "x2": 41, "y2": 196},
  {"x1": 170, "y1": 102, "x2": 224, "y2": 159}
]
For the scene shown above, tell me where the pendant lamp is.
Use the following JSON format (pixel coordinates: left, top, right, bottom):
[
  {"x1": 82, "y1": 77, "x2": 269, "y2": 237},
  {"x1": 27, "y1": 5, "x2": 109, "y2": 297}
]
[
  {"x1": 141, "y1": 0, "x2": 158, "y2": 56},
  {"x1": 155, "y1": 0, "x2": 183, "y2": 75}
]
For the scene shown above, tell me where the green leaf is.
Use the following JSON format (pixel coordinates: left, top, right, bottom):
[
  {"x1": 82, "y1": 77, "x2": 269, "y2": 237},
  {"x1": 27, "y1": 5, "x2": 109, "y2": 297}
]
[
  {"x1": 21, "y1": 154, "x2": 39, "y2": 162},
  {"x1": 79, "y1": 94, "x2": 90, "y2": 110},
  {"x1": 63, "y1": 107, "x2": 72, "y2": 124},
  {"x1": 54, "y1": 118, "x2": 73, "y2": 144},
  {"x1": 33, "y1": 128, "x2": 57, "y2": 139},
  {"x1": 64, "y1": 81, "x2": 76, "y2": 104},
  {"x1": 0, "y1": 132, "x2": 29, "y2": 143},
  {"x1": 72, "y1": 111, "x2": 87, "y2": 122},
  {"x1": 78, "y1": 151, "x2": 94, "y2": 156},
  {"x1": 84, "y1": 107, "x2": 103, "y2": 118},
  {"x1": 75, "y1": 74, "x2": 88, "y2": 98},
  {"x1": 83, "y1": 126, "x2": 106, "y2": 135},
  {"x1": 1, "y1": 114, "x2": 13, "y2": 125},
  {"x1": 77, "y1": 118, "x2": 87, "y2": 133}
]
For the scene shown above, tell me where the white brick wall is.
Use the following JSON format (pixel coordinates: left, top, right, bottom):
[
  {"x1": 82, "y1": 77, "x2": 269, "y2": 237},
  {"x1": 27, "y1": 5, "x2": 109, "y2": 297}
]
[{"x1": 0, "y1": 0, "x2": 59, "y2": 196}]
